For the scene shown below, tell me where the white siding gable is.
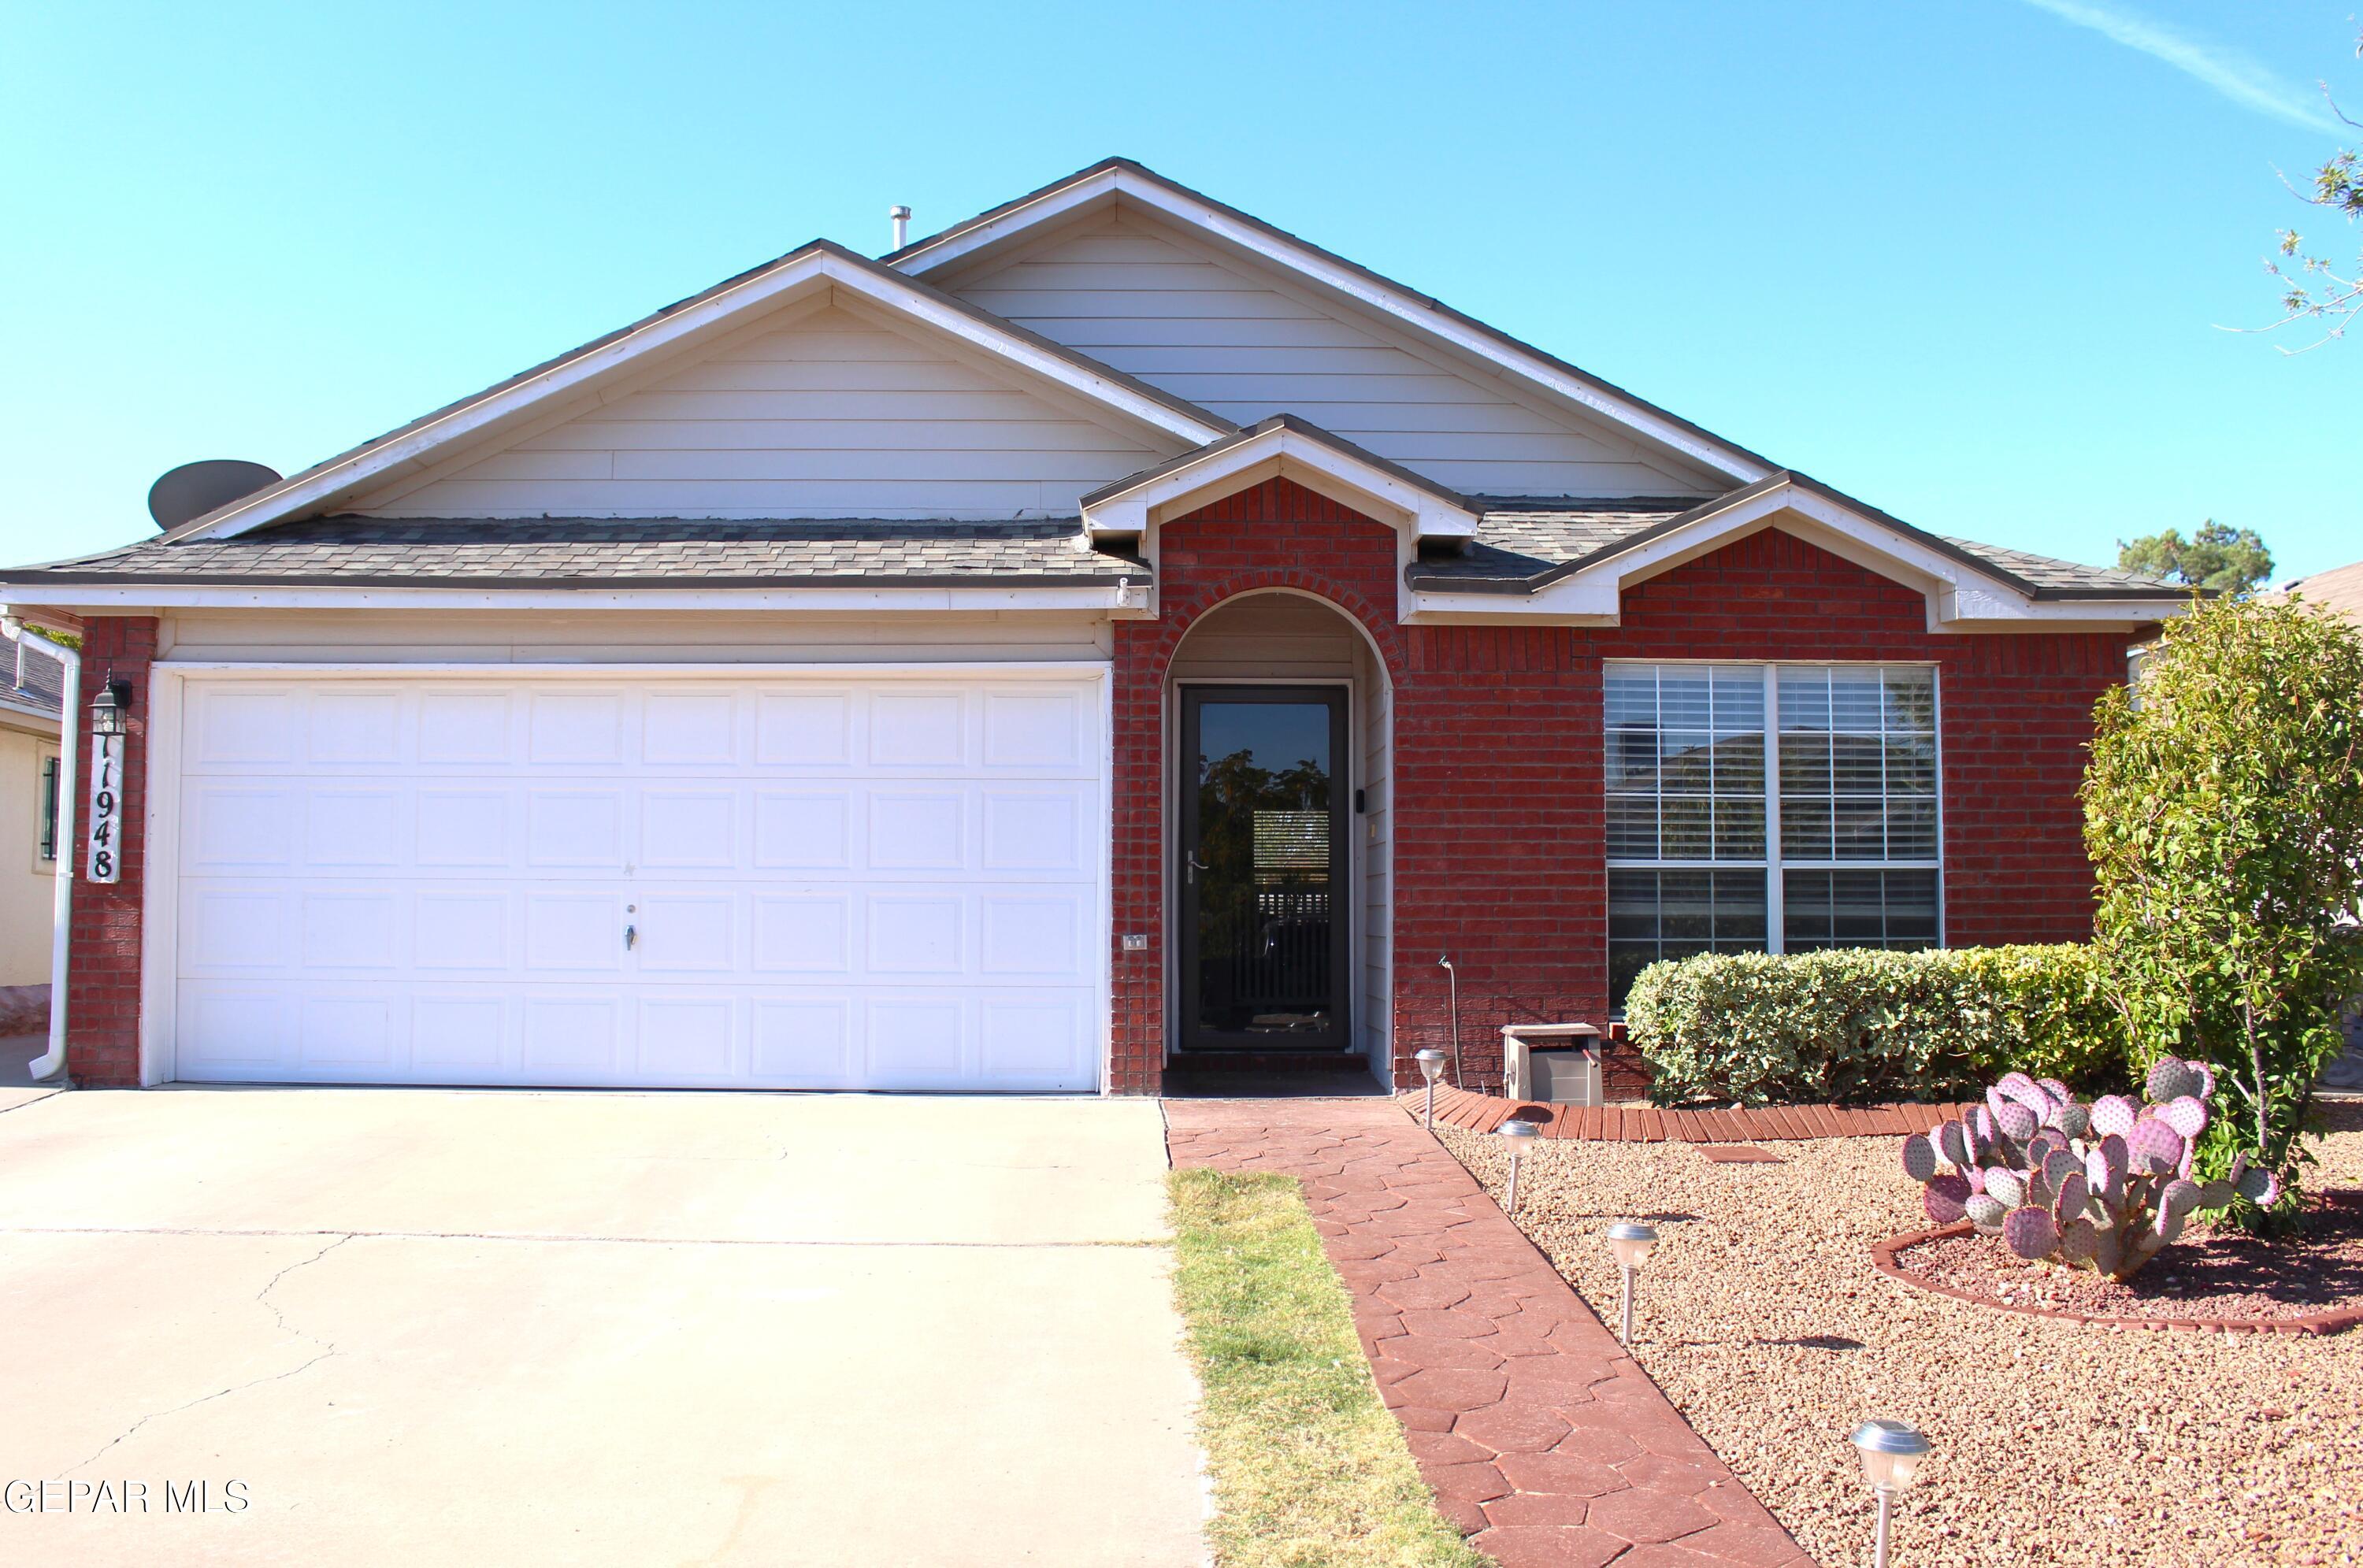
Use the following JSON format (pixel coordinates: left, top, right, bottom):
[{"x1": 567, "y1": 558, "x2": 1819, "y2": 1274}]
[
  {"x1": 365, "y1": 298, "x2": 1181, "y2": 521},
  {"x1": 944, "y1": 209, "x2": 1717, "y2": 499}
]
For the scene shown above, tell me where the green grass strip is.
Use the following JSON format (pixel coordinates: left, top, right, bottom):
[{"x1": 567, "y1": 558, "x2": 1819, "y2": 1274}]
[{"x1": 1167, "y1": 1168, "x2": 1492, "y2": 1568}]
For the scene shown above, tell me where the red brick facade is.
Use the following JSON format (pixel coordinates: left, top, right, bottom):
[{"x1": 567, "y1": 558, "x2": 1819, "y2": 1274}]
[
  {"x1": 66, "y1": 493, "x2": 2126, "y2": 1095},
  {"x1": 1113, "y1": 480, "x2": 2130, "y2": 1096},
  {"x1": 66, "y1": 616, "x2": 158, "y2": 1087}
]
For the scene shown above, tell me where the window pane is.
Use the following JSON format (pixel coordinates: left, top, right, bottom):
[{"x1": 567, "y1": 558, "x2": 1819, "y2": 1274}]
[
  {"x1": 1889, "y1": 736, "x2": 1935, "y2": 795},
  {"x1": 1660, "y1": 671, "x2": 1712, "y2": 729},
  {"x1": 1605, "y1": 669, "x2": 1657, "y2": 727},
  {"x1": 1884, "y1": 671, "x2": 1935, "y2": 733},
  {"x1": 1660, "y1": 731, "x2": 1714, "y2": 793},
  {"x1": 1832, "y1": 798, "x2": 1887, "y2": 859},
  {"x1": 1779, "y1": 732, "x2": 1831, "y2": 795},
  {"x1": 1829, "y1": 669, "x2": 1885, "y2": 731},
  {"x1": 1608, "y1": 869, "x2": 1660, "y2": 940},
  {"x1": 1712, "y1": 669, "x2": 1764, "y2": 732},
  {"x1": 1831, "y1": 733, "x2": 1884, "y2": 794},
  {"x1": 1712, "y1": 732, "x2": 1764, "y2": 795},
  {"x1": 1660, "y1": 870, "x2": 1715, "y2": 940},
  {"x1": 1608, "y1": 727, "x2": 1660, "y2": 789},
  {"x1": 1713, "y1": 797, "x2": 1766, "y2": 859},
  {"x1": 1888, "y1": 798, "x2": 1938, "y2": 860},
  {"x1": 1606, "y1": 795, "x2": 1659, "y2": 859},
  {"x1": 1661, "y1": 797, "x2": 1714, "y2": 858},
  {"x1": 1608, "y1": 867, "x2": 1771, "y2": 1008},
  {"x1": 1778, "y1": 668, "x2": 1829, "y2": 732},
  {"x1": 1780, "y1": 797, "x2": 1833, "y2": 860},
  {"x1": 1784, "y1": 868, "x2": 1940, "y2": 951}
]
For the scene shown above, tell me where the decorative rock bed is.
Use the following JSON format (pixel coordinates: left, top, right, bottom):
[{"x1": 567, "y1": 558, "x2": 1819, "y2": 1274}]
[
  {"x1": 1437, "y1": 1105, "x2": 2363, "y2": 1568},
  {"x1": 1875, "y1": 1198, "x2": 2363, "y2": 1335}
]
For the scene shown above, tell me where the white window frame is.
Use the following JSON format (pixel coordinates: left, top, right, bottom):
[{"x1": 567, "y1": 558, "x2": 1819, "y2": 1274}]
[{"x1": 1603, "y1": 660, "x2": 1946, "y2": 989}]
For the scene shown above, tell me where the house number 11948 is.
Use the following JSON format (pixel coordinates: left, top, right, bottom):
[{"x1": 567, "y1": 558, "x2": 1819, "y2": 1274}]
[{"x1": 87, "y1": 734, "x2": 123, "y2": 884}]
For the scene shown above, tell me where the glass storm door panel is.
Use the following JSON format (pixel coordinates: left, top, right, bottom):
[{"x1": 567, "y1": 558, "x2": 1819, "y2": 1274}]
[{"x1": 1178, "y1": 688, "x2": 1351, "y2": 1052}]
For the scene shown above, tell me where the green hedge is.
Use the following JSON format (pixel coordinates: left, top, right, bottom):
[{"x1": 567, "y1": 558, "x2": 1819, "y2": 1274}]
[{"x1": 1623, "y1": 944, "x2": 2134, "y2": 1108}]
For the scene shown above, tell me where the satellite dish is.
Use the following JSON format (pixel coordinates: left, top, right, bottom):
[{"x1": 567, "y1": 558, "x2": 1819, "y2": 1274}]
[{"x1": 147, "y1": 459, "x2": 281, "y2": 532}]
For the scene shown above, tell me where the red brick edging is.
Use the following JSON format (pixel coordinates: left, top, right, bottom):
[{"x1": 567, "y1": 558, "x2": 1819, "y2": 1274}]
[
  {"x1": 1871, "y1": 1221, "x2": 2363, "y2": 1337},
  {"x1": 1418, "y1": 1084, "x2": 1978, "y2": 1144},
  {"x1": 1167, "y1": 1098, "x2": 1812, "y2": 1568}
]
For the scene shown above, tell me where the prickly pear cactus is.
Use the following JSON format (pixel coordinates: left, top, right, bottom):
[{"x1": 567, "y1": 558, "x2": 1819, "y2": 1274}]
[{"x1": 1895, "y1": 1061, "x2": 2253, "y2": 1282}]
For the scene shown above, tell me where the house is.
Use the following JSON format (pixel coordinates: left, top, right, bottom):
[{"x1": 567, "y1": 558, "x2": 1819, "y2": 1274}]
[
  {"x1": 0, "y1": 638, "x2": 63, "y2": 1021},
  {"x1": 2280, "y1": 562, "x2": 2363, "y2": 625},
  {"x1": 0, "y1": 159, "x2": 2187, "y2": 1095}
]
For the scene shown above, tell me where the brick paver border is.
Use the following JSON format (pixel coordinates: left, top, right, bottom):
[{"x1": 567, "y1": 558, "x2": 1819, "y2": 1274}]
[
  {"x1": 1165, "y1": 1097, "x2": 1813, "y2": 1568},
  {"x1": 1420, "y1": 1084, "x2": 1977, "y2": 1144},
  {"x1": 1873, "y1": 1217, "x2": 2363, "y2": 1337}
]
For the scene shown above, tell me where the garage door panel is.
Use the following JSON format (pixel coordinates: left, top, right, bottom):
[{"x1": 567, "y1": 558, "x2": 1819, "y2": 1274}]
[
  {"x1": 753, "y1": 789, "x2": 854, "y2": 869},
  {"x1": 182, "y1": 886, "x2": 293, "y2": 970},
  {"x1": 523, "y1": 997, "x2": 621, "y2": 1073},
  {"x1": 184, "y1": 785, "x2": 302, "y2": 872},
  {"x1": 305, "y1": 789, "x2": 407, "y2": 868},
  {"x1": 868, "y1": 790, "x2": 965, "y2": 869},
  {"x1": 636, "y1": 997, "x2": 734, "y2": 1080},
  {"x1": 981, "y1": 993, "x2": 1092, "y2": 1086},
  {"x1": 751, "y1": 895, "x2": 852, "y2": 973},
  {"x1": 299, "y1": 891, "x2": 405, "y2": 971},
  {"x1": 863, "y1": 996, "x2": 967, "y2": 1088},
  {"x1": 413, "y1": 995, "x2": 506, "y2": 1069},
  {"x1": 174, "y1": 674, "x2": 1104, "y2": 1091},
  {"x1": 523, "y1": 892, "x2": 629, "y2": 973},
  {"x1": 752, "y1": 998, "x2": 854, "y2": 1084},
  {"x1": 868, "y1": 691, "x2": 966, "y2": 767},
  {"x1": 755, "y1": 691, "x2": 852, "y2": 766},
  {"x1": 640, "y1": 789, "x2": 738, "y2": 869},
  {"x1": 418, "y1": 691, "x2": 512, "y2": 765},
  {"x1": 306, "y1": 689, "x2": 405, "y2": 765}
]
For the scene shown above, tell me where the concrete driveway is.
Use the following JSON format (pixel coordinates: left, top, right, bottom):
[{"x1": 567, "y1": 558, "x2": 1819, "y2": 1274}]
[{"x1": 0, "y1": 1088, "x2": 1207, "y2": 1566}]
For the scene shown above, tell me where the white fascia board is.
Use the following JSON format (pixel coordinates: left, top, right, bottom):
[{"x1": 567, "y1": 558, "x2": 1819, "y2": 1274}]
[
  {"x1": 0, "y1": 583, "x2": 1142, "y2": 614},
  {"x1": 899, "y1": 169, "x2": 1768, "y2": 487},
  {"x1": 1085, "y1": 427, "x2": 1478, "y2": 543},
  {"x1": 1404, "y1": 485, "x2": 2189, "y2": 630},
  {"x1": 183, "y1": 250, "x2": 1226, "y2": 543}
]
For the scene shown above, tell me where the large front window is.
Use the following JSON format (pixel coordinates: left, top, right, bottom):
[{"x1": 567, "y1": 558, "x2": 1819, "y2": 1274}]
[{"x1": 1606, "y1": 662, "x2": 1941, "y2": 1006}]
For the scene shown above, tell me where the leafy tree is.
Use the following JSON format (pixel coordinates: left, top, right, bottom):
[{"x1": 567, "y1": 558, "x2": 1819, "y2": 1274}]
[
  {"x1": 2083, "y1": 595, "x2": 2363, "y2": 1228},
  {"x1": 2260, "y1": 32, "x2": 2360, "y2": 349},
  {"x1": 2115, "y1": 523, "x2": 2273, "y2": 597}
]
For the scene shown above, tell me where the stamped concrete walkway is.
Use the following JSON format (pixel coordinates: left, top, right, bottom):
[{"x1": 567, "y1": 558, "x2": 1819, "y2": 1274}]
[{"x1": 1166, "y1": 1098, "x2": 1811, "y2": 1568}]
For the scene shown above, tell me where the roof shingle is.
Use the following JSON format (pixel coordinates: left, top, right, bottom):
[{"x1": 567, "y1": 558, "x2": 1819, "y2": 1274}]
[{"x1": 7, "y1": 517, "x2": 1149, "y2": 588}]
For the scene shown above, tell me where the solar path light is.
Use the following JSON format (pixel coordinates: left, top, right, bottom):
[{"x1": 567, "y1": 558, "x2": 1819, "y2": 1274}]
[
  {"x1": 1498, "y1": 1117, "x2": 1541, "y2": 1214},
  {"x1": 1849, "y1": 1418, "x2": 1931, "y2": 1568},
  {"x1": 1415, "y1": 1048, "x2": 1448, "y2": 1129},
  {"x1": 1603, "y1": 1221, "x2": 1658, "y2": 1345}
]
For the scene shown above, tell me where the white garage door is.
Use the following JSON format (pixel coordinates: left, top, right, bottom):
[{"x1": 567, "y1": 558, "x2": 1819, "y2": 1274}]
[{"x1": 169, "y1": 672, "x2": 1106, "y2": 1091}]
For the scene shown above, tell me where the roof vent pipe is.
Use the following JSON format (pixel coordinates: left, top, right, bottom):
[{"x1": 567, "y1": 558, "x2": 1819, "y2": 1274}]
[{"x1": 888, "y1": 205, "x2": 911, "y2": 250}]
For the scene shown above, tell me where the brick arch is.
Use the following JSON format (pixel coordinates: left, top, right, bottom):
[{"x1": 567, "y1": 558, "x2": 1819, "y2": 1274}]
[{"x1": 1107, "y1": 477, "x2": 1408, "y2": 1093}]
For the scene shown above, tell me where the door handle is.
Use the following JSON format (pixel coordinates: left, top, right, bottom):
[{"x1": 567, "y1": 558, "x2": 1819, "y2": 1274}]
[
  {"x1": 1185, "y1": 851, "x2": 1209, "y2": 886},
  {"x1": 625, "y1": 925, "x2": 636, "y2": 951}
]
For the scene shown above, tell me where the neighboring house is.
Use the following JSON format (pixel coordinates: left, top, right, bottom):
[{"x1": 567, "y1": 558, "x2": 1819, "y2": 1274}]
[
  {"x1": 2276, "y1": 560, "x2": 2363, "y2": 1093},
  {"x1": 0, "y1": 639, "x2": 63, "y2": 994},
  {"x1": 2280, "y1": 561, "x2": 2363, "y2": 625},
  {"x1": 0, "y1": 159, "x2": 2187, "y2": 1094}
]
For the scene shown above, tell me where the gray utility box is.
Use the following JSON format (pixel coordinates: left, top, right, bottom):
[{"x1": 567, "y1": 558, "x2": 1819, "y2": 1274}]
[{"x1": 1501, "y1": 1023, "x2": 1604, "y2": 1106}]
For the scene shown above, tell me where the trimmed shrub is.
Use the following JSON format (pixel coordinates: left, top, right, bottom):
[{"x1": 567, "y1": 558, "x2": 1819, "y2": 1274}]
[{"x1": 1625, "y1": 944, "x2": 2132, "y2": 1108}]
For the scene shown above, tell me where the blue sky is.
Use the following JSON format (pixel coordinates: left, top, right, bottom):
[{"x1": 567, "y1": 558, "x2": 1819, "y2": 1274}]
[{"x1": 2, "y1": 1, "x2": 2356, "y2": 580}]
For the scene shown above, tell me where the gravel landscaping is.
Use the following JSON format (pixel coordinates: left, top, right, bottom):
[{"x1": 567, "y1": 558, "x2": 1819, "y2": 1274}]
[{"x1": 1438, "y1": 1105, "x2": 2363, "y2": 1568}]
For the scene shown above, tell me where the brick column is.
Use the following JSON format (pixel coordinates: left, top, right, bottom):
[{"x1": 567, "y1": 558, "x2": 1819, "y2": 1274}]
[{"x1": 67, "y1": 616, "x2": 158, "y2": 1086}]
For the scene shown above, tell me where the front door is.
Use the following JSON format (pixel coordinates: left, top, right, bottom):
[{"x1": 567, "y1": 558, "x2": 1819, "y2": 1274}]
[{"x1": 1178, "y1": 687, "x2": 1351, "y2": 1052}]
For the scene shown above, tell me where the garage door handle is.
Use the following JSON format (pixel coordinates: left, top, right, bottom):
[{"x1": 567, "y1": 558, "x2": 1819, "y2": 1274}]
[{"x1": 625, "y1": 925, "x2": 636, "y2": 951}]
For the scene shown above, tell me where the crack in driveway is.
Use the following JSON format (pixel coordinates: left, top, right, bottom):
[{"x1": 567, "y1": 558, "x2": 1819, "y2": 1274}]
[
  {"x1": 57, "y1": 1233, "x2": 355, "y2": 1479},
  {"x1": 2, "y1": 1223, "x2": 1157, "y2": 1249}
]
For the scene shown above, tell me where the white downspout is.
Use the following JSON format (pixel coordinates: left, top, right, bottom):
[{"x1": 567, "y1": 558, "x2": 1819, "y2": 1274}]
[{"x1": 3, "y1": 616, "x2": 77, "y2": 1082}]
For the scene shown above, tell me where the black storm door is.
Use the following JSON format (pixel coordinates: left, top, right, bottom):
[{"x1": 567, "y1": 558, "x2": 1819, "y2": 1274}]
[{"x1": 1178, "y1": 688, "x2": 1351, "y2": 1053}]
